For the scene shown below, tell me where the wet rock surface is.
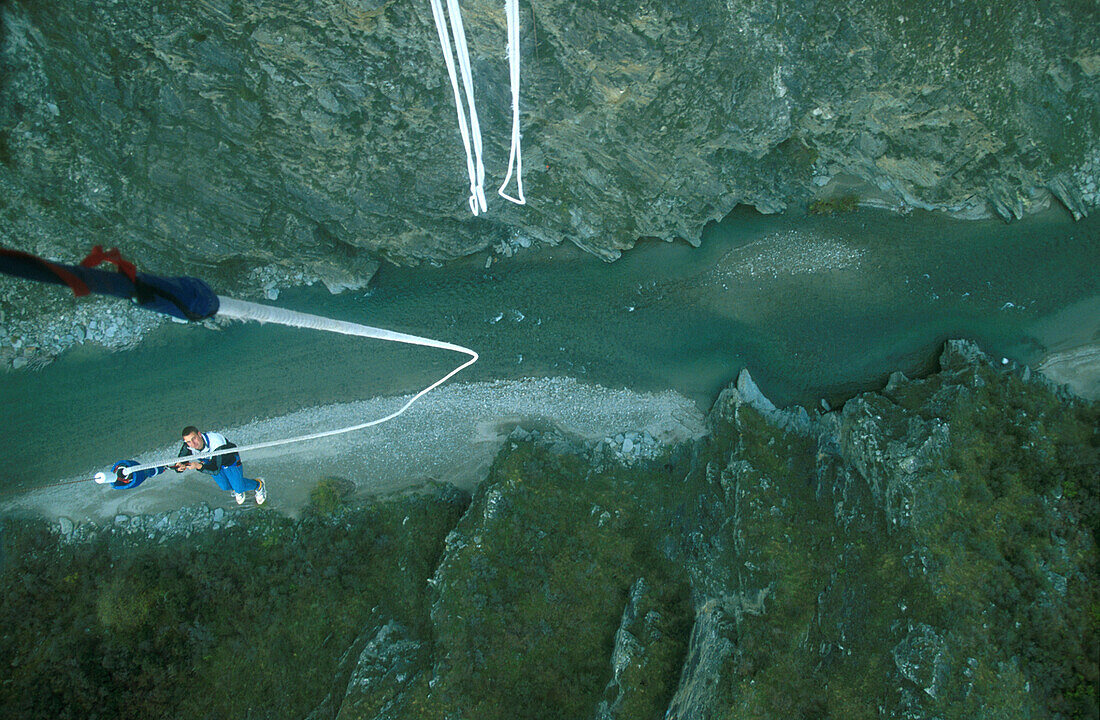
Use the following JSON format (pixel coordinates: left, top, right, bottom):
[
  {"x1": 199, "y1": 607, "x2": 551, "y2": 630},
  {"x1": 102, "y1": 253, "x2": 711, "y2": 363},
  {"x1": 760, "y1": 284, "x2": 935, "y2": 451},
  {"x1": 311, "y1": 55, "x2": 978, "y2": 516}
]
[{"x1": 54, "y1": 501, "x2": 243, "y2": 545}]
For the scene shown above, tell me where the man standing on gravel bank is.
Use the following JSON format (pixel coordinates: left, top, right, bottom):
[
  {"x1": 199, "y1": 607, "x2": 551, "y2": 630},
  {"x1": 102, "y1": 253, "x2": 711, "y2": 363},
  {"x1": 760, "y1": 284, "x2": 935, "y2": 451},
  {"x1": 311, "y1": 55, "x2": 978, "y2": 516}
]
[{"x1": 175, "y1": 426, "x2": 267, "y2": 506}]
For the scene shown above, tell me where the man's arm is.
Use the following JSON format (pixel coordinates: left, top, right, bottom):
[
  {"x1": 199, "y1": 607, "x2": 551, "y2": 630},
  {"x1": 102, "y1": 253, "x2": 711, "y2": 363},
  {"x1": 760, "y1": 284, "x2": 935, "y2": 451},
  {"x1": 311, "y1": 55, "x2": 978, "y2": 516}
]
[{"x1": 174, "y1": 443, "x2": 203, "y2": 472}]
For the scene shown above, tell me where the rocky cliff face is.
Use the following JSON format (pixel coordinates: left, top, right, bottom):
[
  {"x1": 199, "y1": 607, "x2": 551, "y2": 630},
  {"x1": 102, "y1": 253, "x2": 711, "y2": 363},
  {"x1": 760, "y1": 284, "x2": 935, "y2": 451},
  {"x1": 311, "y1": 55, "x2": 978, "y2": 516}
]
[
  {"x1": 2, "y1": 0, "x2": 1097, "y2": 285},
  {"x1": 652, "y1": 342, "x2": 1098, "y2": 719},
  {"x1": 1, "y1": 341, "x2": 1096, "y2": 717},
  {"x1": 321, "y1": 340, "x2": 1098, "y2": 719}
]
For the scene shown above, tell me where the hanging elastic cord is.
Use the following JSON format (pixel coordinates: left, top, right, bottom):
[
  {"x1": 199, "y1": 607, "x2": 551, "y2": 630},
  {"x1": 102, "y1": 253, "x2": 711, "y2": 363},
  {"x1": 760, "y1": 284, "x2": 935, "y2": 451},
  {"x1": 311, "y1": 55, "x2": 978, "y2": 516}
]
[
  {"x1": 430, "y1": 0, "x2": 487, "y2": 215},
  {"x1": 118, "y1": 296, "x2": 478, "y2": 476},
  {"x1": 497, "y1": 0, "x2": 525, "y2": 205},
  {"x1": 447, "y1": 0, "x2": 487, "y2": 214}
]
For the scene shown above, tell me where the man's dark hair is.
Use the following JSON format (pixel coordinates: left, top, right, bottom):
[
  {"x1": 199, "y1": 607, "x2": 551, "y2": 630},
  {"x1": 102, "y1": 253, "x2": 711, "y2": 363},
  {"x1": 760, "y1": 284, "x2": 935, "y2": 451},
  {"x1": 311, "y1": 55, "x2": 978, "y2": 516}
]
[{"x1": 181, "y1": 425, "x2": 200, "y2": 437}]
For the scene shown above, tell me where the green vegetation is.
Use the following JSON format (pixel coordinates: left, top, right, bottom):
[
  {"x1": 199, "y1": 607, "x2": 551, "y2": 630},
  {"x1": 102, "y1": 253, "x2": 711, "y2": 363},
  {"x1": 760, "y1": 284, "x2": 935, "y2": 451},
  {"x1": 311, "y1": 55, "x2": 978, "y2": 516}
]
[
  {"x1": 662, "y1": 356, "x2": 1097, "y2": 720},
  {"x1": 0, "y1": 486, "x2": 468, "y2": 720},
  {"x1": 307, "y1": 476, "x2": 356, "y2": 517},
  {"x1": 685, "y1": 403, "x2": 931, "y2": 720},
  {"x1": 711, "y1": 406, "x2": 839, "y2": 719},
  {"x1": 919, "y1": 367, "x2": 1099, "y2": 719},
  {"x1": 401, "y1": 441, "x2": 694, "y2": 720},
  {"x1": 0, "y1": 130, "x2": 12, "y2": 168},
  {"x1": 809, "y1": 195, "x2": 860, "y2": 215}
]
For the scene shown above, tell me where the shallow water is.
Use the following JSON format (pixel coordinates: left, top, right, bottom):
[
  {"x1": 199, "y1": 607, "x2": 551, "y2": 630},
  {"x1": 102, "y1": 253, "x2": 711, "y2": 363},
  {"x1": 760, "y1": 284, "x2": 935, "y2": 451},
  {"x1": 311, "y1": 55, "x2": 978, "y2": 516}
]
[{"x1": 1, "y1": 206, "x2": 1098, "y2": 491}]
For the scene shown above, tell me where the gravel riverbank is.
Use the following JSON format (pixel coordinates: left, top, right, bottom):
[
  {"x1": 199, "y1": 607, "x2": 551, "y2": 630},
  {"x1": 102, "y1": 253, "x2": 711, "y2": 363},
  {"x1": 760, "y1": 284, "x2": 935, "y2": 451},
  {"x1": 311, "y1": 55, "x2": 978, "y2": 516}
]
[{"x1": 0, "y1": 377, "x2": 706, "y2": 524}]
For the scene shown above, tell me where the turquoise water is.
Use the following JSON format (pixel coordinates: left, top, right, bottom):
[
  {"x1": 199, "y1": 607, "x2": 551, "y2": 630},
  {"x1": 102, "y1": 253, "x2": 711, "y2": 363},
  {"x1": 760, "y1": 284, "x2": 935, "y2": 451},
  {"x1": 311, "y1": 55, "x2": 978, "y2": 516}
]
[{"x1": 1, "y1": 206, "x2": 1097, "y2": 490}]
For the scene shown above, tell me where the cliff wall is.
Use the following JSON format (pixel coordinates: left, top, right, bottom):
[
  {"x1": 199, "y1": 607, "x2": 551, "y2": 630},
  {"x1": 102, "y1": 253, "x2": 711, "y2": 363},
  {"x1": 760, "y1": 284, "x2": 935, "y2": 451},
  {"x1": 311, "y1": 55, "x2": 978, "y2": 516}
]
[
  {"x1": 4, "y1": 341, "x2": 1093, "y2": 719},
  {"x1": 2, "y1": 0, "x2": 1097, "y2": 284}
]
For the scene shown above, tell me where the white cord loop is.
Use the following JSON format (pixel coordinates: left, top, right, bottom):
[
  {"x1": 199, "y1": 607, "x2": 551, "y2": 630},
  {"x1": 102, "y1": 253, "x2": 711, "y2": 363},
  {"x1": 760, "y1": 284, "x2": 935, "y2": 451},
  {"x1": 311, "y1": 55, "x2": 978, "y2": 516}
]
[
  {"x1": 119, "y1": 296, "x2": 478, "y2": 476},
  {"x1": 430, "y1": 0, "x2": 525, "y2": 214},
  {"x1": 430, "y1": 0, "x2": 487, "y2": 215},
  {"x1": 497, "y1": 0, "x2": 525, "y2": 205}
]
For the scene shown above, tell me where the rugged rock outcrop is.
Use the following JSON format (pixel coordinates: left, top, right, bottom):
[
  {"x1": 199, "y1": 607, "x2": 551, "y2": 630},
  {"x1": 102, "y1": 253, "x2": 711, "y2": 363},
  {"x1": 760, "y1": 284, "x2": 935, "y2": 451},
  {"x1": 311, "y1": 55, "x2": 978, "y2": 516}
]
[
  {"x1": 1, "y1": 0, "x2": 1097, "y2": 284},
  {"x1": 314, "y1": 340, "x2": 1097, "y2": 719},
  {"x1": 1, "y1": 341, "x2": 1096, "y2": 718}
]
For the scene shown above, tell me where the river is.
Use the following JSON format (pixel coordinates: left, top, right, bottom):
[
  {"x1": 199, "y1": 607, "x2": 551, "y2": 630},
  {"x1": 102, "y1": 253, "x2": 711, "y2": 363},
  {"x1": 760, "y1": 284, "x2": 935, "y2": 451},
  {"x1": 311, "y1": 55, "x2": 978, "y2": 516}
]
[{"x1": 1, "y1": 205, "x2": 1097, "y2": 502}]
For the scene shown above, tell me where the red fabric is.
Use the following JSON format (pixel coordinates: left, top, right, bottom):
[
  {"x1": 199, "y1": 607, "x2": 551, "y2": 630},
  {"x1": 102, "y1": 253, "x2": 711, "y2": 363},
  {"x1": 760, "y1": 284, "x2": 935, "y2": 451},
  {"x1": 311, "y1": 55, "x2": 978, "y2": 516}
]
[
  {"x1": 80, "y1": 245, "x2": 138, "y2": 283},
  {"x1": 0, "y1": 246, "x2": 91, "y2": 296}
]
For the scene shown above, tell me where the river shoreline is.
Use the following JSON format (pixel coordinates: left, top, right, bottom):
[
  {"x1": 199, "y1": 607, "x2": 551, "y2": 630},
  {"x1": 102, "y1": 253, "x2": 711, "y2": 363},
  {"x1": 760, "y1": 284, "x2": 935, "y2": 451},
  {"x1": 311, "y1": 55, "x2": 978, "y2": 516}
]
[
  {"x1": 0, "y1": 377, "x2": 707, "y2": 523},
  {"x1": 5, "y1": 336, "x2": 1092, "y2": 549},
  {"x1": 1, "y1": 203, "x2": 1096, "y2": 373},
  {"x1": 2, "y1": 206, "x2": 1097, "y2": 512}
]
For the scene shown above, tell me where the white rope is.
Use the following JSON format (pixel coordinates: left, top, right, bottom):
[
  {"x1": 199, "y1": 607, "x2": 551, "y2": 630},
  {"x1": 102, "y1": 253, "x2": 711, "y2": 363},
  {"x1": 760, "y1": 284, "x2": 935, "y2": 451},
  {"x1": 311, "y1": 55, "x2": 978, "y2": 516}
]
[
  {"x1": 497, "y1": 0, "x2": 525, "y2": 205},
  {"x1": 430, "y1": 0, "x2": 487, "y2": 215},
  {"x1": 118, "y1": 296, "x2": 478, "y2": 476},
  {"x1": 447, "y1": 0, "x2": 488, "y2": 215}
]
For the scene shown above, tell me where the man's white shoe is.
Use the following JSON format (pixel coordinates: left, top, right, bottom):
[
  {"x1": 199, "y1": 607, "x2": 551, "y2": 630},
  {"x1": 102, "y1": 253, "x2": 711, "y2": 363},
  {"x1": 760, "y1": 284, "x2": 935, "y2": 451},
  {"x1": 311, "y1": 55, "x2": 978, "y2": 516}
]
[
  {"x1": 234, "y1": 492, "x2": 246, "y2": 505},
  {"x1": 255, "y1": 478, "x2": 267, "y2": 505}
]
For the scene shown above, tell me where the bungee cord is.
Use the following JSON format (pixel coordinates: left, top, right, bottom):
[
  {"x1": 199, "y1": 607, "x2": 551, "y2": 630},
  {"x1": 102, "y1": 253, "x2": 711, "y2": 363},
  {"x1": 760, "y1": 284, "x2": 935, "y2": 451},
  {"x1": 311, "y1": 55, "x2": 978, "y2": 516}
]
[
  {"x1": 430, "y1": 0, "x2": 525, "y2": 214},
  {"x1": 118, "y1": 1, "x2": 526, "y2": 476},
  {"x1": 3, "y1": 1, "x2": 530, "y2": 488},
  {"x1": 498, "y1": 0, "x2": 526, "y2": 205},
  {"x1": 116, "y1": 296, "x2": 478, "y2": 477},
  {"x1": 430, "y1": 0, "x2": 487, "y2": 215}
]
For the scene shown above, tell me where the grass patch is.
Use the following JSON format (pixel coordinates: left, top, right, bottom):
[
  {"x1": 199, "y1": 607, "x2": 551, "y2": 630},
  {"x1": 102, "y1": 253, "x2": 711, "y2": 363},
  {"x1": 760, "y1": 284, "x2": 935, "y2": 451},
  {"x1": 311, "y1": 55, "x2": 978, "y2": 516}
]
[{"x1": 306, "y1": 476, "x2": 355, "y2": 517}]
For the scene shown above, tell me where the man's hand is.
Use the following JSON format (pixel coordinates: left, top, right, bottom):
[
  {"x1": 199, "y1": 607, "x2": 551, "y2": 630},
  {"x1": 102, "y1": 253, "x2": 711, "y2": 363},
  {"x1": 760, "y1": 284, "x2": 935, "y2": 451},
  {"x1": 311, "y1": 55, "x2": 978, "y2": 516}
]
[{"x1": 175, "y1": 461, "x2": 202, "y2": 471}]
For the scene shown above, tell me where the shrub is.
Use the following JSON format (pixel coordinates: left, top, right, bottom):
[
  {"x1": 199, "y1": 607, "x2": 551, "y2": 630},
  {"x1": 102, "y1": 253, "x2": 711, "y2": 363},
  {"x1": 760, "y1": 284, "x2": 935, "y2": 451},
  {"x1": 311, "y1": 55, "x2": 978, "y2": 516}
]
[
  {"x1": 809, "y1": 195, "x2": 859, "y2": 214},
  {"x1": 306, "y1": 476, "x2": 355, "y2": 516}
]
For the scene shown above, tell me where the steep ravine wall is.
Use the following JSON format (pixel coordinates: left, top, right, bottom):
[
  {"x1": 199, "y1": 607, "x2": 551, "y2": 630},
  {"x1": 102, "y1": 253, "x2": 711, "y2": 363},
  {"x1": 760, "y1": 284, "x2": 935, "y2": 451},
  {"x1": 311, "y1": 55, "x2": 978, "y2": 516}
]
[
  {"x1": 2, "y1": 0, "x2": 1098, "y2": 282},
  {"x1": 267, "y1": 341, "x2": 1100, "y2": 720},
  {"x1": 1, "y1": 341, "x2": 1096, "y2": 718}
]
